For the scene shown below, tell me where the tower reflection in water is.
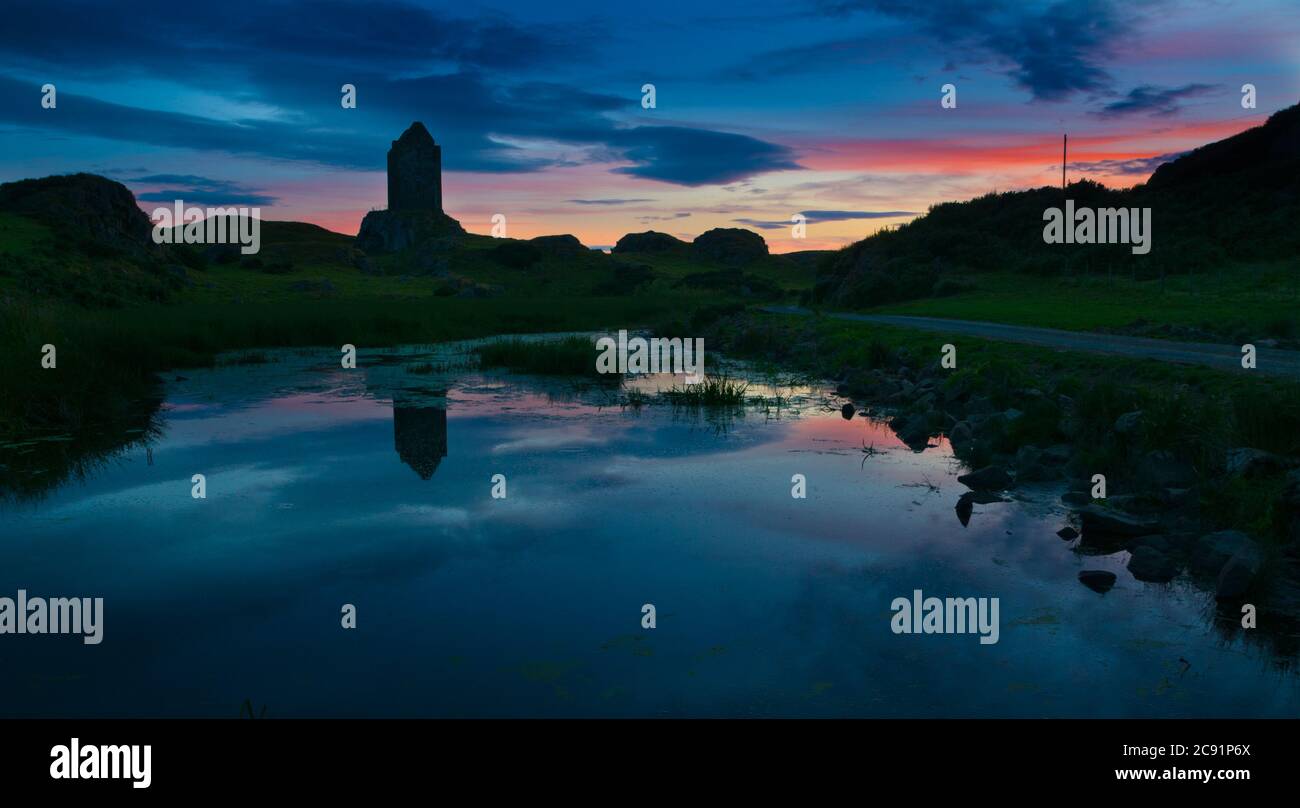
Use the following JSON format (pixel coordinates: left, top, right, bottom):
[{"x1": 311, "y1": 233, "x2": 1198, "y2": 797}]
[{"x1": 392, "y1": 399, "x2": 448, "y2": 480}]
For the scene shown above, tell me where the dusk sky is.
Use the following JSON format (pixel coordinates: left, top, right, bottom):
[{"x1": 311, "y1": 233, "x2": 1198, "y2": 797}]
[{"x1": 2, "y1": 0, "x2": 1297, "y2": 252}]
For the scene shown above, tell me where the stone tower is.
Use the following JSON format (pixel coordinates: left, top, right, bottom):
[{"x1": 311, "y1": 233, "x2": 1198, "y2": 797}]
[{"x1": 387, "y1": 122, "x2": 442, "y2": 212}]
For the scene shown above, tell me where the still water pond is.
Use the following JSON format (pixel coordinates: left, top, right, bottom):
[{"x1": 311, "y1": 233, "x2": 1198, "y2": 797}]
[{"x1": 2, "y1": 340, "x2": 1297, "y2": 717}]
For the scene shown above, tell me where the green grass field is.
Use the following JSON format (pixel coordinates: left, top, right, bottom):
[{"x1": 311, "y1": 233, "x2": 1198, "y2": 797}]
[
  {"x1": 873, "y1": 264, "x2": 1300, "y2": 339},
  {"x1": 0, "y1": 211, "x2": 50, "y2": 254}
]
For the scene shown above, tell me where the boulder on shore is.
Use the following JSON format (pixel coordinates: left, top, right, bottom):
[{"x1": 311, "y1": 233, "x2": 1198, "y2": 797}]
[
  {"x1": 1225, "y1": 447, "x2": 1299, "y2": 478},
  {"x1": 948, "y1": 421, "x2": 973, "y2": 446},
  {"x1": 1216, "y1": 543, "x2": 1263, "y2": 600},
  {"x1": 957, "y1": 465, "x2": 1011, "y2": 491},
  {"x1": 1191, "y1": 530, "x2": 1254, "y2": 575},
  {"x1": 1128, "y1": 546, "x2": 1177, "y2": 582},
  {"x1": 1114, "y1": 410, "x2": 1144, "y2": 436},
  {"x1": 1136, "y1": 449, "x2": 1196, "y2": 488},
  {"x1": 1078, "y1": 505, "x2": 1160, "y2": 537}
]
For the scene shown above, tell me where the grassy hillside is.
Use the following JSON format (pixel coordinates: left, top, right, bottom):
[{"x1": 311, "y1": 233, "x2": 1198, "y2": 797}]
[{"x1": 815, "y1": 102, "x2": 1300, "y2": 318}]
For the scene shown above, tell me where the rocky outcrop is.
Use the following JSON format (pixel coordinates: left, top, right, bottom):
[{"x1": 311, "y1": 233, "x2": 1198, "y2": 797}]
[
  {"x1": 0, "y1": 173, "x2": 155, "y2": 256},
  {"x1": 691, "y1": 227, "x2": 768, "y2": 266},
  {"x1": 529, "y1": 234, "x2": 587, "y2": 255},
  {"x1": 355, "y1": 209, "x2": 464, "y2": 254},
  {"x1": 612, "y1": 231, "x2": 687, "y2": 254}
]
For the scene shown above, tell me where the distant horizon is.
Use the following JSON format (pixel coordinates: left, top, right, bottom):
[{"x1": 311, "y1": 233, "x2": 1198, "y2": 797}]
[{"x1": 3, "y1": 0, "x2": 1297, "y2": 253}]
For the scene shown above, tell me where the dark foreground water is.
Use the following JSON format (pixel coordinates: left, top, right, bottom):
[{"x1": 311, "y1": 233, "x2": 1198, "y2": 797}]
[{"x1": 2, "y1": 340, "x2": 1297, "y2": 717}]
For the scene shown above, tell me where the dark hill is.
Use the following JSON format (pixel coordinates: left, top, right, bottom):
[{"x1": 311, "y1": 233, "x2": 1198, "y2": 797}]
[
  {"x1": 815, "y1": 101, "x2": 1300, "y2": 308},
  {"x1": 1148, "y1": 104, "x2": 1300, "y2": 188},
  {"x1": 0, "y1": 173, "x2": 154, "y2": 256},
  {"x1": 0, "y1": 173, "x2": 185, "y2": 304}
]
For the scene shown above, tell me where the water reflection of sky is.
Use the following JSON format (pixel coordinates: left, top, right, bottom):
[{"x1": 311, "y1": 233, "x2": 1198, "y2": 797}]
[{"x1": 1, "y1": 346, "x2": 1298, "y2": 717}]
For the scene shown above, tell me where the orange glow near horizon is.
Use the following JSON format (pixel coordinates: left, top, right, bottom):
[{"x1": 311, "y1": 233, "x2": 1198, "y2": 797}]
[{"x1": 131, "y1": 113, "x2": 1273, "y2": 253}]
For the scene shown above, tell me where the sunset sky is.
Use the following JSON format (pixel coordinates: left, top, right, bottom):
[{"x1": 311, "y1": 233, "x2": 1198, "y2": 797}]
[{"x1": 1, "y1": 0, "x2": 1297, "y2": 252}]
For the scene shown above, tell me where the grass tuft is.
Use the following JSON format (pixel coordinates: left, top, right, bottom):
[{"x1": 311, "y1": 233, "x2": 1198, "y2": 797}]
[
  {"x1": 473, "y1": 335, "x2": 605, "y2": 378},
  {"x1": 663, "y1": 376, "x2": 749, "y2": 406}
]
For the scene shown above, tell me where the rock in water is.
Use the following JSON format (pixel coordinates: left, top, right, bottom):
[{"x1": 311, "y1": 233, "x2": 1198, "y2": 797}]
[
  {"x1": 1128, "y1": 547, "x2": 1177, "y2": 582},
  {"x1": 1078, "y1": 570, "x2": 1117, "y2": 593},
  {"x1": 1078, "y1": 505, "x2": 1160, "y2": 537},
  {"x1": 959, "y1": 491, "x2": 1006, "y2": 505},
  {"x1": 840, "y1": 403, "x2": 855, "y2": 420},
  {"x1": 957, "y1": 465, "x2": 1011, "y2": 491},
  {"x1": 954, "y1": 498, "x2": 972, "y2": 527},
  {"x1": 1216, "y1": 543, "x2": 1262, "y2": 600}
]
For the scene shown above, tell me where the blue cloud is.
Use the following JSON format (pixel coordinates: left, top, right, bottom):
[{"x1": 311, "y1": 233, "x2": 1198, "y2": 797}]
[
  {"x1": 125, "y1": 174, "x2": 278, "y2": 206},
  {"x1": 1097, "y1": 84, "x2": 1219, "y2": 118},
  {"x1": 814, "y1": 0, "x2": 1129, "y2": 101},
  {"x1": 0, "y1": 1, "x2": 798, "y2": 186},
  {"x1": 610, "y1": 127, "x2": 801, "y2": 186},
  {"x1": 1067, "y1": 152, "x2": 1188, "y2": 175}
]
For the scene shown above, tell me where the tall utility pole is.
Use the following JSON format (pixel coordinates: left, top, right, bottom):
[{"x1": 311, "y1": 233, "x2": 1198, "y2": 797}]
[
  {"x1": 1061, "y1": 134, "x2": 1068, "y2": 282},
  {"x1": 1062, "y1": 134, "x2": 1067, "y2": 193}
]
